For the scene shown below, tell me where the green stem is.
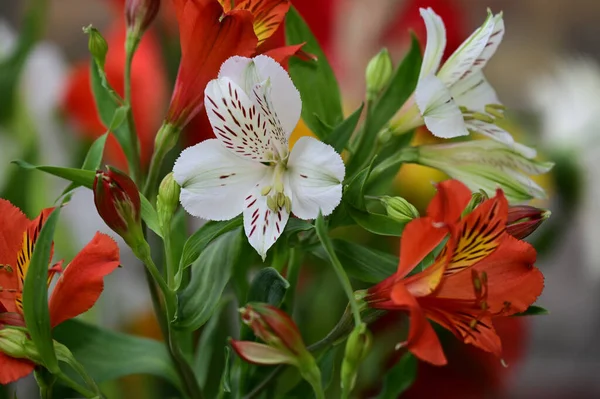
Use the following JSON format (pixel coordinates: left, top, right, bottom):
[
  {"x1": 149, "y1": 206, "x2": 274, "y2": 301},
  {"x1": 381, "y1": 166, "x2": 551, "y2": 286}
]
[
  {"x1": 143, "y1": 123, "x2": 180, "y2": 199},
  {"x1": 283, "y1": 248, "x2": 303, "y2": 314},
  {"x1": 315, "y1": 215, "x2": 362, "y2": 328},
  {"x1": 56, "y1": 372, "x2": 97, "y2": 398},
  {"x1": 134, "y1": 244, "x2": 203, "y2": 399},
  {"x1": 124, "y1": 32, "x2": 142, "y2": 185},
  {"x1": 164, "y1": 231, "x2": 176, "y2": 289}
]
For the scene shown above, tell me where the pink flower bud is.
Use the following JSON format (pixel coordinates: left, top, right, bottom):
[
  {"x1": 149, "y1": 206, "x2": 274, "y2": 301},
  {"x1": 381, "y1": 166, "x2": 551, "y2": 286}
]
[
  {"x1": 125, "y1": 0, "x2": 160, "y2": 35},
  {"x1": 506, "y1": 205, "x2": 550, "y2": 239}
]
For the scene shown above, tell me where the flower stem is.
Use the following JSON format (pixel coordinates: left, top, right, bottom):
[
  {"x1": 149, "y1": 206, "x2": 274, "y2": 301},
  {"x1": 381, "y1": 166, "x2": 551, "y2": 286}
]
[
  {"x1": 144, "y1": 123, "x2": 180, "y2": 199},
  {"x1": 56, "y1": 372, "x2": 97, "y2": 398},
  {"x1": 124, "y1": 32, "x2": 142, "y2": 185},
  {"x1": 134, "y1": 242, "x2": 203, "y2": 399}
]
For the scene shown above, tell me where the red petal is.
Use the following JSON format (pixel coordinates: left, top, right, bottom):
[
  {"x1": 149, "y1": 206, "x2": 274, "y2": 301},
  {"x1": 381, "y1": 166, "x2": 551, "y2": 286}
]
[
  {"x1": 0, "y1": 353, "x2": 34, "y2": 384},
  {"x1": 262, "y1": 44, "x2": 316, "y2": 65},
  {"x1": 0, "y1": 200, "x2": 29, "y2": 312},
  {"x1": 426, "y1": 180, "x2": 471, "y2": 225},
  {"x1": 443, "y1": 191, "x2": 508, "y2": 277},
  {"x1": 391, "y1": 283, "x2": 446, "y2": 365},
  {"x1": 168, "y1": 0, "x2": 257, "y2": 126},
  {"x1": 49, "y1": 233, "x2": 120, "y2": 328},
  {"x1": 397, "y1": 217, "x2": 447, "y2": 279},
  {"x1": 234, "y1": 0, "x2": 290, "y2": 46}
]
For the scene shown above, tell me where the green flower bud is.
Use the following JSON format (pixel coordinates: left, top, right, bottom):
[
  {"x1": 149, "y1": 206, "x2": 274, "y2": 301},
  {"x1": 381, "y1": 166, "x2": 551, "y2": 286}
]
[
  {"x1": 157, "y1": 172, "x2": 181, "y2": 231},
  {"x1": 366, "y1": 49, "x2": 393, "y2": 101},
  {"x1": 461, "y1": 190, "x2": 489, "y2": 216},
  {"x1": 83, "y1": 25, "x2": 108, "y2": 68},
  {"x1": 381, "y1": 196, "x2": 420, "y2": 223},
  {"x1": 341, "y1": 323, "x2": 372, "y2": 396}
]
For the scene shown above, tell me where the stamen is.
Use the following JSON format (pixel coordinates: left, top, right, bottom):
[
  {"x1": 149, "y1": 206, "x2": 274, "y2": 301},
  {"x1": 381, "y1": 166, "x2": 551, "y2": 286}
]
[
  {"x1": 261, "y1": 185, "x2": 272, "y2": 196},
  {"x1": 471, "y1": 112, "x2": 494, "y2": 123},
  {"x1": 277, "y1": 193, "x2": 285, "y2": 207},
  {"x1": 485, "y1": 105, "x2": 505, "y2": 119},
  {"x1": 273, "y1": 180, "x2": 284, "y2": 194},
  {"x1": 459, "y1": 105, "x2": 469, "y2": 113},
  {"x1": 284, "y1": 196, "x2": 291, "y2": 214},
  {"x1": 267, "y1": 196, "x2": 278, "y2": 212},
  {"x1": 486, "y1": 103, "x2": 506, "y2": 110}
]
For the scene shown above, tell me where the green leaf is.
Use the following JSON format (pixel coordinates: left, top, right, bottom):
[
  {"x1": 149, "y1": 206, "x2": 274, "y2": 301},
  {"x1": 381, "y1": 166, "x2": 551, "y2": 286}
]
[
  {"x1": 140, "y1": 195, "x2": 163, "y2": 238},
  {"x1": 194, "y1": 297, "x2": 232, "y2": 390},
  {"x1": 325, "y1": 104, "x2": 364, "y2": 153},
  {"x1": 62, "y1": 134, "x2": 108, "y2": 196},
  {"x1": 22, "y1": 208, "x2": 61, "y2": 373},
  {"x1": 12, "y1": 161, "x2": 95, "y2": 189},
  {"x1": 513, "y1": 305, "x2": 549, "y2": 317},
  {"x1": 347, "y1": 36, "x2": 421, "y2": 176},
  {"x1": 347, "y1": 205, "x2": 406, "y2": 236},
  {"x1": 344, "y1": 163, "x2": 375, "y2": 211},
  {"x1": 53, "y1": 319, "x2": 181, "y2": 388},
  {"x1": 89, "y1": 61, "x2": 135, "y2": 167},
  {"x1": 247, "y1": 268, "x2": 290, "y2": 307},
  {"x1": 378, "y1": 353, "x2": 417, "y2": 399},
  {"x1": 284, "y1": 218, "x2": 314, "y2": 236},
  {"x1": 219, "y1": 347, "x2": 232, "y2": 397},
  {"x1": 12, "y1": 160, "x2": 161, "y2": 237},
  {"x1": 178, "y1": 217, "x2": 243, "y2": 272},
  {"x1": 312, "y1": 239, "x2": 397, "y2": 283},
  {"x1": 285, "y1": 7, "x2": 343, "y2": 139},
  {"x1": 175, "y1": 229, "x2": 244, "y2": 330}
]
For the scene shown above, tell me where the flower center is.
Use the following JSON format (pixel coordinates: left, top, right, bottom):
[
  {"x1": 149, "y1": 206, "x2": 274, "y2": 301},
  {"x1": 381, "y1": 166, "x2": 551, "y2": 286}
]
[
  {"x1": 260, "y1": 162, "x2": 292, "y2": 214},
  {"x1": 461, "y1": 103, "x2": 506, "y2": 127}
]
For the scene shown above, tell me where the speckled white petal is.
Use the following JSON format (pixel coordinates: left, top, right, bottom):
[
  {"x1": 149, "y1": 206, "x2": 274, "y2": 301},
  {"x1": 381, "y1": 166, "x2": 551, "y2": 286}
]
[
  {"x1": 419, "y1": 8, "x2": 446, "y2": 80},
  {"x1": 174, "y1": 139, "x2": 268, "y2": 221}
]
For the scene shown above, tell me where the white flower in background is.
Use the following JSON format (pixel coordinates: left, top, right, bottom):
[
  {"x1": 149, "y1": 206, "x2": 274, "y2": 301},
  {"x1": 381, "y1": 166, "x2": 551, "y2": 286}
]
[
  {"x1": 392, "y1": 8, "x2": 535, "y2": 158},
  {"x1": 174, "y1": 55, "x2": 345, "y2": 259},
  {"x1": 415, "y1": 140, "x2": 553, "y2": 202}
]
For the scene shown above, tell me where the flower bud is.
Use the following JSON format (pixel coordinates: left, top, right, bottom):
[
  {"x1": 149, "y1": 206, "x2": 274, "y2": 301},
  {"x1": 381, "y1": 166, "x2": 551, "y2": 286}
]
[
  {"x1": 381, "y1": 196, "x2": 420, "y2": 223},
  {"x1": 341, "y1": 323, "x2": 372, "y2": 396},
  {"x1": 231, "y1": 303, "x2": 324, "y2": 398},
  {"x1": 157, "y1": 172, "x2": 180, "y2": 231},
  {"x1": 0, "y1": 328, "x2": 34, "y2": 361},
  {"x1": 366, "y1": 48, "x2": 393, "y2": 101},
  {"x1": 82, "y1": 25, "x2": 108, "y2": 68},
  {"x1": 461, "y1": 190, "x2": 489, "y2": 216},
  {"x1": 93, "y1": 166, "x2": 143, "y2": 247},
  {"x1": 506, "y1": 205, "x2": 550, "y2": 239},
  {"x1": 126, "y1": 0, "x2": 161, "y2": 36}
]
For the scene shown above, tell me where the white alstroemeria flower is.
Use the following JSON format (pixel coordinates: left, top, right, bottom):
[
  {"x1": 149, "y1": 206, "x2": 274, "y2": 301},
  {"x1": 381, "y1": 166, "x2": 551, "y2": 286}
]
[
  {"x1": 415, "y1": 140, "x2": 553, "y2": 202},
  {"x1": 392, "y1": 8, "x2": 535, "y2": 158},
  {"x1": 174, "y1": 55, "x2": 345, "y2": 259}
]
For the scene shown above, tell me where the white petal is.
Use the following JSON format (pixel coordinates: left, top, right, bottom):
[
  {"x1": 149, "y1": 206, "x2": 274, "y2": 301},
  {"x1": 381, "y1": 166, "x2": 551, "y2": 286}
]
[
  {"x1": 251, "y1": 79, "x2": 289, "y2": 158},
  {"x1": 465, "y1": 120, "x2": 538, "y2": 158},
  {"x1": 418, "y1": 8, "x2": 446, "y2": 80},
  {"x1": 252, "y1": 55, "x2": 301, "y2": 137},
  {"x1": 204, "y1": 77, "x2": 272, "y2": 161},
  {"x1": 243, "y1": 173, "x2": 290, "y2": 260},
  {"x1": 174, "y1": 139, "x2": 268, "y2": 221},
  {"x1": 218, "y1": 55, "x2": 301, "y2": 138},
  {"x1": 415, "y1": 74, "x2": 468, "y2": 139},
  {"x1": 437, "y1": 11, "x2": 500, "y2": 87},
  {"x1": 451, "y1": 71, "x2": 500, "y2": 112},
  {"x1": 286, "y1": 137, "x2": 345, "y2": 219}
]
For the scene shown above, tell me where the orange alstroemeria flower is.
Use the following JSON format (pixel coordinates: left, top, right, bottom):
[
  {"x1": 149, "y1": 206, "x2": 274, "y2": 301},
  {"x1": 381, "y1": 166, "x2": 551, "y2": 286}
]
[
  {"x1": 0, "y1": 200, "x2": 120, "y2": 384},
  {"x1": 63, "y1": 23, "x2": 167, "y2": 169},
  {"x1": 367, "y1": 180, "x2": 544, "y2": 366}
]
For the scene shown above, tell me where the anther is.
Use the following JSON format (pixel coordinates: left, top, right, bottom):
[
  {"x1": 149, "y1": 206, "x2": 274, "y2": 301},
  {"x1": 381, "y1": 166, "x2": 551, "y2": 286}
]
[
  {"x1": 277, "y1": 193, "x2": 285, "y2": 207},
  {"x1": 472, "y1": 112, "x2": 494, "y2": 123},
  {"x1": 485, "y1": 105, "x2": 505, "y2": 119},
  {"x1": 284, "y1": 196, "x2": 291, "y2": 214},
  {"x1": 267, "y1": 196, "x2": 278, "y2": 211},
  {"x1": 459, "y1": 105, "x2": 469, "y2": 113},
  {"x1": 260, "y1": 185, "x2": 272, "y2": 196}
]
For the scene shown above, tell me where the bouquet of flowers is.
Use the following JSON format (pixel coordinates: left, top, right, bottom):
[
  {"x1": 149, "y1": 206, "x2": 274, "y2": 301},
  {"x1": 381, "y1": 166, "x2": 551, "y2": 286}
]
[{"x1": 0, "y1": 0, "x2": 552, "y2": 398}]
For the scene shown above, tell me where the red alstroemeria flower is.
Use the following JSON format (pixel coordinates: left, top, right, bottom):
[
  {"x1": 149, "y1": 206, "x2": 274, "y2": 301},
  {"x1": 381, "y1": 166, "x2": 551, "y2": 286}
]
[
  {"x1": 63, "y1": 22, "x2": 167, "y2": 169},
  {"x1": 367, "y1": 180, "x2": 544, "y2": 365},
  {"x1": 0, "y1": 200, "x2": 120, "y2": 384}
]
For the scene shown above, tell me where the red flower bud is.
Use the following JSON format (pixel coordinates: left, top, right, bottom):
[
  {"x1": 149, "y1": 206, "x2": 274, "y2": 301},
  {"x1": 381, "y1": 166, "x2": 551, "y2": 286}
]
[
  {"x1": 506, "y1": 205, "x2": 550, "y2": 239},
  {"x1": 126, "y1": 0, "x2": 161, "y2": 35},
  {"x1": 93, "y1": 166, "x2": 142, "y2": 246}
]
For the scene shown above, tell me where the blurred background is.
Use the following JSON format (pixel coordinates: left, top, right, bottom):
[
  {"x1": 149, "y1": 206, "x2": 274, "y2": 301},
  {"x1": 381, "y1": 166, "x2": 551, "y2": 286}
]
[{"x1": 1, "y1": 0, "x2": 599, "y2": 398}]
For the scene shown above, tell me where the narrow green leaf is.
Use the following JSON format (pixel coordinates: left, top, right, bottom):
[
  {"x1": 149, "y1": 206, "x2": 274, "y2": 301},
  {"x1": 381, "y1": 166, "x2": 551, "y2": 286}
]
[
  {"x1": 513, "y1": 305, "x2": 549, "y2": 317},
  {"x1": 284, "y1": 218, "x2": 314, "y2": 236},
  {"x1": 247, "y1": 268, "x2": 290, "y2": 307},
  {"x1": 219, "y1": 347, "x2": 232, "y2": 396},
  {"x1": 312, "y1": 239, "x2": 397, "y2": 283},
  {"x1": 53, "y1": 319, "x2": 181, "y2": 389},
  {"x1": 61, "y1": 133, "x2": 108, "y2": 196},
  {"x1": 348, "y1": 36, "x2": 421, "y2": 176},
  {"x1": 175, "y1": 229, "x2": 244, "y2": 330},
  {"x1": 12, "y1": 161, "x2": 95, "y2": 188},
  {"x1": 140, "y1": 194, "x2": 163, "y2": 238},
  {"x1": 178, "y1": 216, "x2": 243, "y2": 271},
  {"x1": 285, "y1": 7, "x2": 343, "y2": 139},
  {"x1": 347, "y1": 205, "x2": 406, "y2": 236},
  {"x1": 325, "y1": 104, "x2": 364, "y2": 153},
  {"x1": 89, "y1": 61, "x2": 135, "y2": 165},
  {"x1": 22, "y1": 207, "x2": 61, "y2": 373},
  {"x1": 378, "y1": 353, "x2": 417, "y2": 399}
]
